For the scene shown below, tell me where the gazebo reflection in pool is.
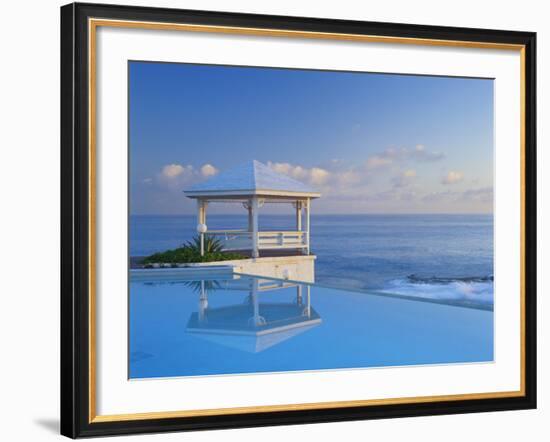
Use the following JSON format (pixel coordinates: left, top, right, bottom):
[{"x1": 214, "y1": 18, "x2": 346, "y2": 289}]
[{"x1": 186, "y1": 276, "x2": 321, "y2": 353}]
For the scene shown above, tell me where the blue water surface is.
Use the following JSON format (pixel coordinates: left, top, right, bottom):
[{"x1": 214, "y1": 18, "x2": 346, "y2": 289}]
[{"x1": 129, "y1": 274, "x2": 493, "y2": 379}]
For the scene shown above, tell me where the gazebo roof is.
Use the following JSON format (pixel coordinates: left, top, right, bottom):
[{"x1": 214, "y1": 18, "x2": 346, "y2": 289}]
[
  {"x1": 184, "y1": 160, "x2": 321, "y2": 199},
  {"x1": 187, "y1": 322, "x2": 320, "y2": 353},
  {"x1": 186, "y1": 303, "x2": 321, "y2": 353}
]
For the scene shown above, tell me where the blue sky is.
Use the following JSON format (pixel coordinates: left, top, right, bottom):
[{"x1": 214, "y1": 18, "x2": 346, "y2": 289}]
[{"x1": 129, "y1": 61, "x2": 493, "y2": 215}]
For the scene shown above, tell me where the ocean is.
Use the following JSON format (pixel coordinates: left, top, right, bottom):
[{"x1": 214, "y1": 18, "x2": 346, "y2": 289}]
[{"x1": 130, "y1": 214, "x2": 494, "y2": 310}]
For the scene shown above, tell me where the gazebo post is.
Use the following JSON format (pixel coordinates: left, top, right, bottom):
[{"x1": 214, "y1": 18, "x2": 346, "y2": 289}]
[
  {"x1": 252, "y1": 278, "x2": 260, "y2": 325},
  {"x1": 304, "y1": 198, "x2": 310, "y2": 255},
  {"x1": 247, "y1": 202, "x2": 253, "y2": 232},
  {"x1": 305, "y1": 285, "x2": 311, "y2": 317},
  {"x1": 198, "y1": 280, "x2": 208, "y2": 322},
  {"x1": 295, "y1": 200, "x2": 302, "y2": 232},
  {"x1": 197, "y1": 199, "x2": 207, "y2": 256},
  {"x1": 251, "y1": 197, "x2": 259, "y2": 258}
]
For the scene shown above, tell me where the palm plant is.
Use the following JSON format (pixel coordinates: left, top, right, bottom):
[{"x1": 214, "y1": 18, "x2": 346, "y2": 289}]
[
  {"x1": 183, "y1": 235, "x2": 224, "y2": 254},
  {"x1": 182, "y1": 279, "x2": 223, "y2": 294}
]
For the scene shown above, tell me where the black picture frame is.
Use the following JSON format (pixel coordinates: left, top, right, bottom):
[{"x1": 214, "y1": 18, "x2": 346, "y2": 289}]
[{"x1": 61, "y1": 2, "x2": 537, "y2": 438}]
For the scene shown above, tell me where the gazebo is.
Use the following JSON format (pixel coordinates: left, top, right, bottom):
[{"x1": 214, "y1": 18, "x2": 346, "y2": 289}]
[
  {"x1": 184, "y1": 160, "x2": 321, "y2": 258},
  {"x1": 186, "y1": 276, "x2": 321, "y2": 353}
]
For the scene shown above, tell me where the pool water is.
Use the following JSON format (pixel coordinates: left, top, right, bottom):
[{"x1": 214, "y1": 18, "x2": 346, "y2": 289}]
[{"x1": 129, "y1": 274, "x2": 493, "y2": 379}]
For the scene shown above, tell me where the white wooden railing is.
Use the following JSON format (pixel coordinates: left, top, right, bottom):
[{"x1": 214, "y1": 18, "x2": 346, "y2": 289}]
[
  {"x1": 206, "y1": 230, "x2": 252, "y2": 251},
  {"x1": 207, "y1": 230, "x2": 307, "y2": 251},
  {"x1": 218, "y1": 278, "x2": 297, "y2": 292},
  {"x1": 258, "y1": 231, "x2": 306, "y2": 249}
]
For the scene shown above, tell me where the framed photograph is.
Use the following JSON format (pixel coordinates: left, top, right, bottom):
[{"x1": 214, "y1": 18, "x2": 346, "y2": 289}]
[{"x1": 60, "y1": 2, "x2": 537, "y2": 438}]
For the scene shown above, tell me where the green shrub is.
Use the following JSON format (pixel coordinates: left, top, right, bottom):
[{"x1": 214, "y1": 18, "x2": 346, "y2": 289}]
[{"x1": 142, "y1": 236, "x2": 245, "y2": 265}]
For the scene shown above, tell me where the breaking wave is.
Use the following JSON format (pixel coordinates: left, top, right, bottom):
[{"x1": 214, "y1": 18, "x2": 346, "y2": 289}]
[{"x1": 379, "y1": 274, "x2": 494, "y2": 310}]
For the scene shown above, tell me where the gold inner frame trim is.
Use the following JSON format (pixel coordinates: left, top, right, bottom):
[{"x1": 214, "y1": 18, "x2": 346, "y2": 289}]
[
  {"x1": 91, "y1": 390, "x2": 524, "y2": 423},
  {"x1": 90, "y1": 18, "x2": 525, "y2": 50},
  {"x1": 88, "y1": 18, "x2": 527, "y2": 424}
]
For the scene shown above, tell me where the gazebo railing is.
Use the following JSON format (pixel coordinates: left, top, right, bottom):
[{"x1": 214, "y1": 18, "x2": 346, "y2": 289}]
[
  {"x1": 258, "y1": 231, "x2": 306, "y2": 249},
  {"x1": 206, "y1": 230, "x2": 252, "y2": 251},
  {"x1": 207, "y1": 230, "x2": 307, "y2": 251}
]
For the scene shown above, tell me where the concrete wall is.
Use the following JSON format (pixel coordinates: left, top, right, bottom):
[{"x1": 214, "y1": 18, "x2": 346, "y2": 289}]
[{"x1": 188, "y1": 255, "x2": 316, "y2": 283}]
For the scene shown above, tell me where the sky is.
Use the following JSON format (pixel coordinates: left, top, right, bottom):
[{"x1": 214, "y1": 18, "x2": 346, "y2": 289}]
[{"x1": 129, "y1": 61, "x2": 494, "y2": 215}]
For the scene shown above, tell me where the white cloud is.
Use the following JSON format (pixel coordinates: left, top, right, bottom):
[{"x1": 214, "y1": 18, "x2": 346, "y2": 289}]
[
  {"x1": 461, "y1": 186, "x2": 493, "y2": 202},
  {"x1": 392, "y1": 169, "x2": 417, "y2": 188},
  {"x1": 267, "y1": 160, "x2": 376, "y2": 192},
  {"x1": 156, "y1": 163, "x2": 219, "y2": 190},
  {"x1": 268, "y1": 162, "x2": 291, "y2": 175},
  {"x1": 365, "y1": 145, "x2": 444, "y2": 171},
  {"x1": 161, "y1": 164, "x2": 189, "y2": 178},
  {"x1": 335, "y1": 170, "x2": 362, "y2": 186},
  {"x1": 267, "y1": 162, "x2": 330, "y2": 186},
  {"x1": 310, "y1": 167, "x2": 330, "y2": 185},
  {"x1": 423, "y1": 186, "x2": 493, "y2": 204},
  {"x1": 200, "y1": 163, "x2": 218, "y2": 177},
  {"x1": 290, "y1": 166, "x2": 309, "y2": 180},
  {"x1": 141, "y1": 157, "x2": 490, "y2": 214},
  {"x1": 366, "y1": 155, "x2": 393, "y2": 170},
  {"x1": 270, "y1": 156, "x2": 429, "y2": 189},
  {"x1": 442, "y1": 171, "x2": 464, "y2": 185},
  {"x1": 411, "y1": 144, "x2": 445, "y2": 161}
]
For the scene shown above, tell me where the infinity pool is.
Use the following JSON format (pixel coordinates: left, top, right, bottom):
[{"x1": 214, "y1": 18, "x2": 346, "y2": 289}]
[{"x1": 129, "y1": 273, "x2": 493, "y2": 379}]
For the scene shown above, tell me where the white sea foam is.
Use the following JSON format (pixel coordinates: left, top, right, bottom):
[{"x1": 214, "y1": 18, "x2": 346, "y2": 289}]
[{"x1": 379, "y1": 277, "x2": 494, "y2": 307}]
